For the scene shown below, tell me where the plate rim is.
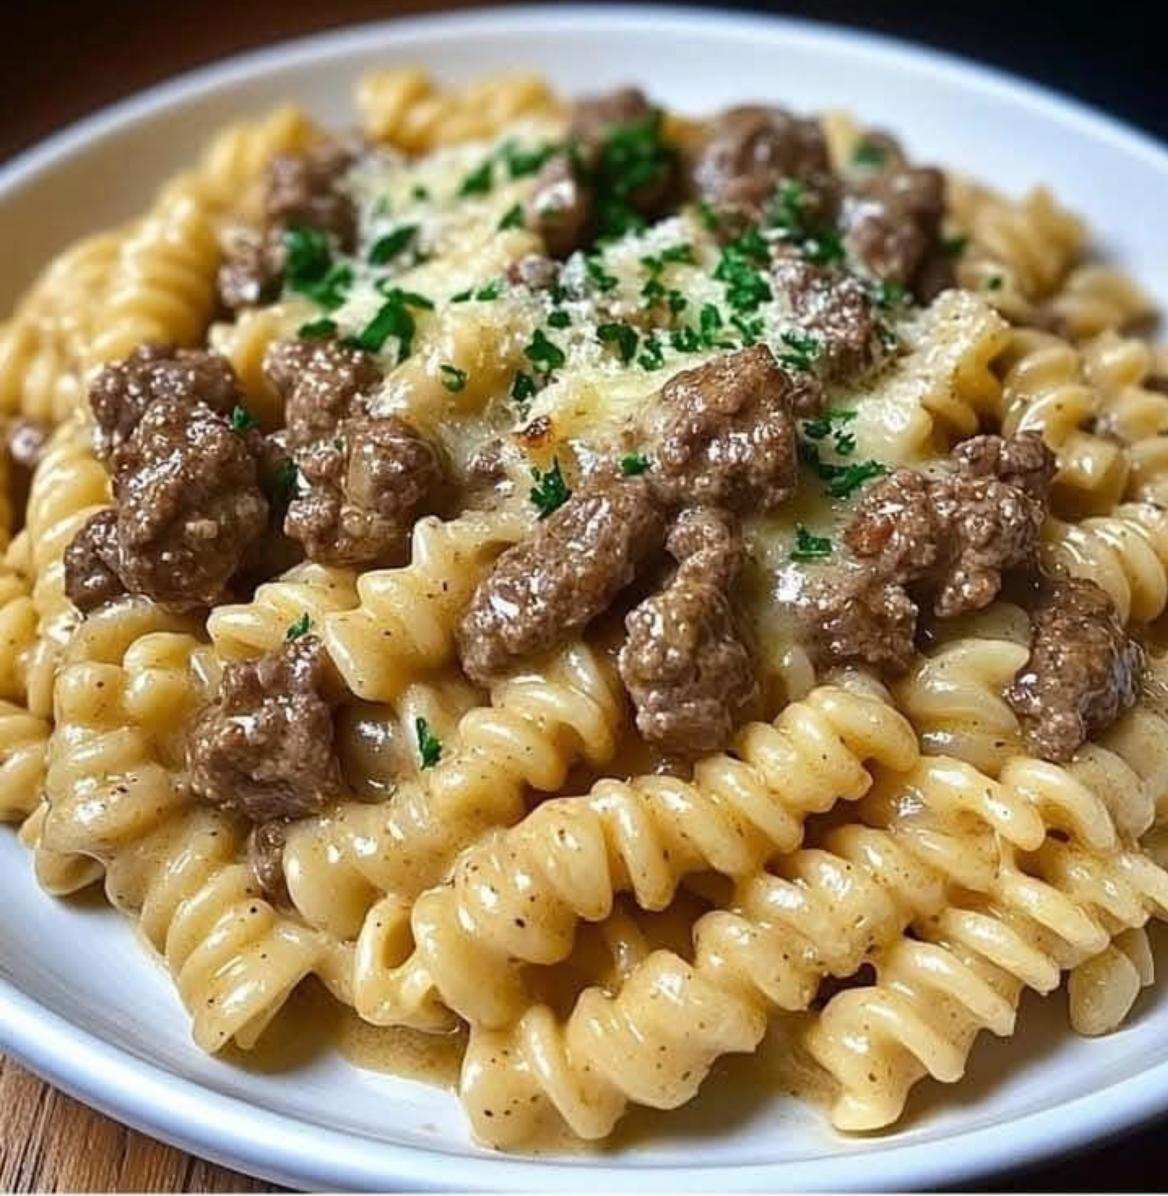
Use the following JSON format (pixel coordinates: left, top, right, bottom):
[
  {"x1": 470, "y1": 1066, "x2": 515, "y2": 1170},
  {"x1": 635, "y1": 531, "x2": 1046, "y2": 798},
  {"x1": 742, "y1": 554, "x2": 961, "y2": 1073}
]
[{"x1": 3, "y1": 5, "x2": 1168, "y2": 1189}]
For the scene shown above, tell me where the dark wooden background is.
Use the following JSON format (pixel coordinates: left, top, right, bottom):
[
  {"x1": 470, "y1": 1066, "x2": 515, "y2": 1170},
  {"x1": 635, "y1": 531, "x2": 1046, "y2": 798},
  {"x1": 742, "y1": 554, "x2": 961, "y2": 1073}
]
[{"x1": 1, "y1": 0, "x2": 1165, "y2": 1190}]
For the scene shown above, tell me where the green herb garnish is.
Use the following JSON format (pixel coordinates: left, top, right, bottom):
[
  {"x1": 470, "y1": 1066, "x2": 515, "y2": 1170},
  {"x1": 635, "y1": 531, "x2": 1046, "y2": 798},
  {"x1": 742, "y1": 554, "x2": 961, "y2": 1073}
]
[
  {"x1": 597, "y1": 322, "x2": 639, "y2": 365},
  {"x1": 458, "y1": 158, "x2": 494, "y2": 197},
  {"x1": 284, "y1": 226, "x2": 331, "y2": 287},
  {"x1": 230, "y1": 405, "x2": 256, "y2": 433},
  {"x1": 298, "y1": 317, "x2": 337, "y2": 340},
  {"x1": 714, "y1": 229, "x2": 773, "y2": 312},
  {"x1": 778, "y1": 329, "x2": 822, "y2": 372},
  {"x1": 412, "y1": 184, "x2": 431, "y2": 201},
  {"x1": 801, "y1": 408, "x2": 857, "y2": 441},
  {"x1": 986, "y1": 275, "x2": 1004, "y2": 291},
  {"x1": 270, "y1": 458, "x2": 299, "y2": 505},
  {"x1": 874, "y1": 280, "x2": 908, "y2": 309},
  {"x1": 439, "y1": 363, "x2": 467, "y2": 392},
  {"x1": 589, "y1": 109, "x2": 677, "y2": 241},
  {"x1": 415, "y1": 717, "x2": 443, "y2": 769},
  {"x1": 285, "y1": 612, "x2": 311, "y2": 640},
  {"x1": 547, "y1": 310, "x2": 571, "y2": 329},
  {"x1": 790, "y1": 524, "x2": 833, "y2": 561},
  {"x1": 584, "y1": 254, "x2": 619, "y2": 293},
  {"x1": 529, "y1": 458, "x2": 571, "y2": 518},
  {"x1": 499, "y1": 203, "x2": 525, "y2": 231},
  {"x1": 501, "y1": 139, "x2": 558, "y2": 178},
  {"x1": 620, "y1": 452, "x2": 650, "y2": 476},
  {"x1": 852, "y1": 139, "x2": 887, "y2": 168},
  {"x1": 368, "y1": 224, "x2": 418, "y2": 265},
  {"x1": 638, "y1": 334, "x2": 665, "y2": 371},
  {"x1": 941, "y1": 234, "x2": 969, "y2": 257},
  {"x1": 511, "y1": 371, "x2": 537, "y2": 406},
  {"x1": 350, "y1": 288, "x2": 432, "y2": 358},
  {"x1": 525, "y1": 328, "x2": 566, "y2": 374}
]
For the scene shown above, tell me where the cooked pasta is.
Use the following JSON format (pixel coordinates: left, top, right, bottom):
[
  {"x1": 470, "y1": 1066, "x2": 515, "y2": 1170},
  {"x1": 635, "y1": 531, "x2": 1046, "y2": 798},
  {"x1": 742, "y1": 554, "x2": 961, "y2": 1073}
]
[{"x1": 3, "y1": 69, "x2": 1167, "y2": 1154}]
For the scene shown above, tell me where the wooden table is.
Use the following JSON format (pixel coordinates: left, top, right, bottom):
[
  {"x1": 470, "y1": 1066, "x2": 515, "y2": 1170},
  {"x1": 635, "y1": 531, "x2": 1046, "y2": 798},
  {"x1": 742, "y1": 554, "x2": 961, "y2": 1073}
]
[{"x1": 3, "y1": 1, "x2": 1167, "y2": 1189}]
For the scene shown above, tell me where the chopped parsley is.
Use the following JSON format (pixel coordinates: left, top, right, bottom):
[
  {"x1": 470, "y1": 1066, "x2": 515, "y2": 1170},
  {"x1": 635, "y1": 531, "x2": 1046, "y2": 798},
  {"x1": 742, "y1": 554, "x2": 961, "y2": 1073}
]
[
  {"x1": 597, "y1": 322, "x2": 639, "y2": 364},
  {"x1": 230, "y1": 405, "x2": 256, "y2": 433},
  {"x1": 452, "y1": 278, "x2": 503, "y2": 303},
  {"x1": 412, "y1": 184, "x2": 431, "y2": 201},
  {"x1": 525, "y1": 328, "x2": 566, "y2": 374},
  {"x1": 457, "y1": 158, "x2": 494, "y2": 197},
  {"x1": 699, "y1": 303, "x2": 731, "y2": 348},
  {"x1": 529, "y1": 458, "x2": 571, "y2": 518},
  {"x1": 800, "y1": 440, "x2": 887, "y2": 499},
  {"x1": 439, "y1": 363, "x2": 467, "y2": 392},
  {"x1": 638, "y1": 334, "x2": 665, "y2": 371},
  {"x1": 349, "y1": 288, "x2": 433, "y2": 358},
  {"x1": 778, "y1": 329, "x2": 822, "y2": 372},
  {"x1": 285, "y1": 612, "x2": 311, "y2": 641},
  {"x1": 588, "y1": 109, "x2": 678, "y2": 241},
  {"x1": 790, "y1": 524, "x2": 833, "y2": 561},
  {"x1": 852, "y1": 139, "x2": 887, "y2": 168},
  {"x1": 269, "y1": 457, "x2": 299, "y2": 505},
  {"x1": 368, "y1": 224, "x2": 418, "y2": 265},
  {"x1": 801, "y1": 408, "x2": 857, "y2": 442},
  {"x1": 697, "y1": 200, "x2": 721, "y2": 231},
  {"x1": 802, "y1": 227, "x2": 845, "y2": 266},
  {"x1": 297, "y1": 317, "x2": 337, "y2": 340},
  {"x1": 415, "y1": 717, "x2": 443, "y2": 769},
  {"x1": 620, "y1": 452, "x2": 650, "y2": 476},
  {"x1": 584, "y1": 254, "x2": 619, "y2": 293},
  {"x1": 284, "y1": 227, "x2": 353, "y2": 310},
  {"x1": 874, "y1": 280, "x2": 908, "y2": 309},
  {"x1": 986, "y1": 275, "x2": 1004, "y2": 291},
  {"x1": 670, "y1": 325, "x2": 701, "y2": 353},
  {"x1": 547, "y1": 309, "x2": 571, "y2": 329},
  {"x1": 499, "y1": 203, "x2": 525, "y2": 231},
  {"x1": 511, "y1": 370, "x2": 537, "y2": 406},
  {"x1": 501, "y1": 139, "x2": 558, "y2": 179},
  {"x1": 714, "y1": 228, "x2": 772, "y2": 312},
  {"x1": 941, "y1": 234, "x2": 969, "y2": 257},
  {"x1": 730, "y1": 313, "x2": 764, "y2": 345}
]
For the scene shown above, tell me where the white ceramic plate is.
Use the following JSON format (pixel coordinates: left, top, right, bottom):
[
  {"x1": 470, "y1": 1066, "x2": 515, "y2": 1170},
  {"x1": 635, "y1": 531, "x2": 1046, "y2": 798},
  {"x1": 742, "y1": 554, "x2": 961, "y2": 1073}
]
[{"x1": 3, "y1": 7, "x2": 1168, "y2": 1189}]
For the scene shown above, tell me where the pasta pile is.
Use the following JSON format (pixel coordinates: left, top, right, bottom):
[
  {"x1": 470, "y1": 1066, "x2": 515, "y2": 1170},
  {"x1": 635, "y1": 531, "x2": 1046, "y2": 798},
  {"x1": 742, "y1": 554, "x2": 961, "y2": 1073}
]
[{"x1": 3, "y1": 68, "x2": 1168, "y2": 1153}]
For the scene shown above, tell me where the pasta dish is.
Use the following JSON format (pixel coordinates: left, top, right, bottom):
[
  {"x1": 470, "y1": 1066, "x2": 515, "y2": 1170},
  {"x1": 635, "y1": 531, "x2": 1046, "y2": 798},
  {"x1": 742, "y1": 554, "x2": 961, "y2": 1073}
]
[{"x1": 2, "y1": 67, "x2": 1167, "y2": 1150}]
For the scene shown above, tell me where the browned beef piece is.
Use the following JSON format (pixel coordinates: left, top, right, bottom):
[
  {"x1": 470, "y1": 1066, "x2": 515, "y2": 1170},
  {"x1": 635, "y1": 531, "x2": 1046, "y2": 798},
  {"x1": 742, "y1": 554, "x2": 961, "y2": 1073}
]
[
  {"x1": 796, "y1": 568, "x2": 918, "y2": 676},
  {"x1": 506, "y1": 253, "x2": 561, "y2": 291},
  {"x1": 620, "y1": 508, "x2": 756, "y2": 755},
  {"x1": 188, "y1": 634, "x2": 345, "y2": 822},
  {"x1": 1006, "y1": 577, "x2": 1144, "y2": 762},
  {"x1": 110, "y1": 399, "x2": 268, "y2": 608},
  {"x1": 217, "y1": 228, "x2": 284, "y2": 312},
  {"x1": 247, "y1": 821, "x2": 291, "y2": 906},
  {"x1": 457, "y1": 475, "x2": 666, "y2": 684},
  {"x1": 285, "y1": 413, "x2": 444, "y2": 567},
  {"x1": 63, "y1": 508, "x2": 127, "y2": 613},
  {"x1": 845, "y1": 435, "x2": 1054, "y2": 618},
  {"x1": 263, "y1": 138, "x2": 358, "y2": 249},
  {"x1": 772, "y1": 249, "x2": 888, "y2": 385},
  {"x1": 569, "y1": 87, "x2": 655, "y2": 143},
  {"x1": 690, "y1": 105, "x2": 837, "y2": 225},
  {"x1": 263, "y1": 337, "x2": 383, "y2": 450},
  {"x1": 88, "y1": 344, "x2": 239, "y2": 460},
  {"x1": 952, "y1": 430, "x2": 1055, "y2": 501},
  {"x1": 524, "y1": 153, "x2": 594, "y2": 259},
  {"x1": 646, "y1": 344, "x2": 808, "y2": 513},
  {"x1": 842, "y1": 164, "x2": 946, "y2": 294},
  {"x1": 5, "y1": 416, "x2": 48, "y2": 472}
]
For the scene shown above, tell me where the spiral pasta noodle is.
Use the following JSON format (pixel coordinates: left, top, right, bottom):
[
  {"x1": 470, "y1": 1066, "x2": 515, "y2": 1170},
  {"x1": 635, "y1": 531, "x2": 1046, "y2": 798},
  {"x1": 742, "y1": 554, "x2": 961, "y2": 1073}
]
[
  {"x1": 806, "y1": 756, "x2": 1168, "y2": 1130},
  {"x1": 1045, "y1": 265, "x2": 1153, "y2": 341},
  {"x1": 369, "y1": 685, "x2": 918, "y2": 1035},
  {"x1": 457, "y1": 749, "x2": 1091, "y2": 1146},
  {"x1": 322, "y1": 508, "x2": 531, "y2": 703},
  {"x1": 37, "y1": 597, "x2": 351, "y2": 1050},
  {"x1": 356, "y1": 68, "x2": 563, "y2": 152},
  {"x1": 288, "y1": 638, "x2": 626, "y2": 949},
  {"x1": 0, "y1": 698, "x2": 48, "y2": 823}
]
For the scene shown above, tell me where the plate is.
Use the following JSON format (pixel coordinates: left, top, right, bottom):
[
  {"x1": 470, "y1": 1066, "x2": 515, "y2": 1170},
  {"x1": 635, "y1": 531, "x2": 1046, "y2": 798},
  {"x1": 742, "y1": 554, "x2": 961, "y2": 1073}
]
[{"x1": 3, "y1": 6, "x2": 1168, "y2": 1189}]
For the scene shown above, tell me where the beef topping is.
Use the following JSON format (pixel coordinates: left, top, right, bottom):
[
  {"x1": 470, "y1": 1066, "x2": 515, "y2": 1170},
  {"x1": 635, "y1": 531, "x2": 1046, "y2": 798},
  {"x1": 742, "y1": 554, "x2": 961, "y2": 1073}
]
[
  {"x1": 1007, "y1": 578, "x2": 1144, "y2": 762},
  {"x1": 690, "y1": 105, "x2": 836, "y2": 224},
  {"x1": 620, "y1": 507, "x2": 756, "y2": 755},
  {"x1": 63, "y1": 509, "x2": 127, "y2": 613},
  {"x1": 796, "y1": 568, "x2": 919, "y2": 676},
  {"x1": 217, "y1": 137, "x2": 358, "y2": 312},
  {"x1": 845, "y1": 434, "x2": 1054, "y2": 618},
  {"x1": 285, "y1": 413, "x2": 444, "y2": 566},
  {"x1": 247, "y1": 821, "x2": 291, "y2": 906},
  {"x1": 89, "y1": 343, "x2": 239, "y2": 460},
  {"x1": 263, "y1": 138, "x2": 359, "y2": 249},
  {"x1": 263, "y1": 336, "x2": 383, "y2": 449},
  {"x1": 457, "y1": 475, "x2": 666, "y2": 684},
  {"x1": 188, "y1": 634, "x2": 344, "y2": 822},
  {"x1": 524, "y1": 153, "x2": 594, "y2": 259},
  {"x1": 842, "y1": 164, "x2": 946, "y2": 294},
  {"x1": 110, "y1": 398, "x2": 268, "y2": 608},
  {"x1": 951, "y1": 430, "x2": 1056, "y2": 501},
  {"x1": 646, "y1": 344, "x2": 807, "y2": 513},
  {"x1": 772, "y1": 248, "x2": 888, "y2": 385}
]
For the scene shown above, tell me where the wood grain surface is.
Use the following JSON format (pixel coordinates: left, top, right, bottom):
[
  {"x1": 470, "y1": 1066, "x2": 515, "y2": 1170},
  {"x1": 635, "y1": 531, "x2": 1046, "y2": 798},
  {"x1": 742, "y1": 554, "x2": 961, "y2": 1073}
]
[{"x1": 2, "y1": 1, "x2": 1167, "y2": 1191}]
